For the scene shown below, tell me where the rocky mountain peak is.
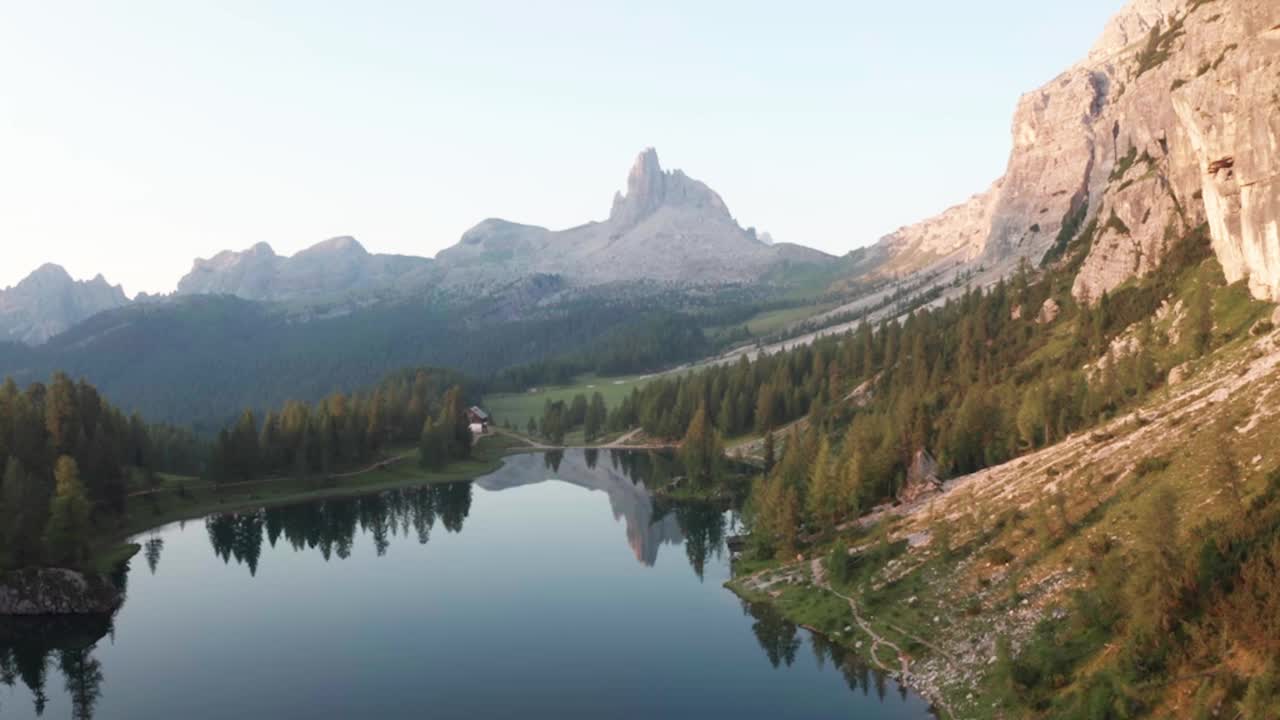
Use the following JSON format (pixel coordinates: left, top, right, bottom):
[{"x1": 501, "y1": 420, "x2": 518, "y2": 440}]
[
  {"x1": 608, "y1": 148, "x2": 732, "y2": 229},
  {"x1": 0, "y1": 265, "x2": 129, "y2": 345},
  {"x1": 1088, "y1": 0, "x2": 1183, "y2": 62},
  {"x1": 24, "y1": 263, "x2": 74, "y2": 284},
  {"x1": 436, "y1": 147, "x2": 814, "y2": 287},
  {"x1": 302, "y1": 236, "x2": 368, "y2": 256},
  {"x1": 176, "y1": 235, "x2": 433, "y2": 303}
]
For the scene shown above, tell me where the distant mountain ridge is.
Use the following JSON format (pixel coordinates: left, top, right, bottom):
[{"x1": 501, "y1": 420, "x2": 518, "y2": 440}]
[
  {"x1": 176, "y1": 235, "x2": 435, "y2": 303},
  {"x1": 0, "y1": 264, "x2": 129, "y2": 345},
  {"x1": 4, "y1": 148, "x2": 836, "y2": 346}
]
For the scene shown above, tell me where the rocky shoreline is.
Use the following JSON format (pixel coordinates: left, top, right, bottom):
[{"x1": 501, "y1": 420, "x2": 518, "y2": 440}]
[
  {"x1": 725, "y1": 570, "x2": 955, "y2": 719},
  {"x1": 0, "y1": 568, "x2": 125, "y2": 616}
]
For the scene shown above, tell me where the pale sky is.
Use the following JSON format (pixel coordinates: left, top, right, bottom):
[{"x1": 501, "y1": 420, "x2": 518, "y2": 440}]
[{"x1": 0, "y1": 0, "x2": 1125, "y2": 297}]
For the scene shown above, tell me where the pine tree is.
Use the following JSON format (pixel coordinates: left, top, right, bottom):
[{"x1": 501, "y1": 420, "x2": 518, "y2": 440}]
[
  {"x1": 1016, "y1": 382, "x2": 1048, "y2": 449},
  {"x1": 774, "y1": 484, "x2": 801, "y2": 561},
  {"x1": 806, "y1": 438, "x2": 839, "y2": 534},
  {"x1": 45, "y1": 372, "x2": 79, "y2": 456},
  {"x1": 762, "y1": 431, "x2": 776, "y2": 474},
  {"x1": 43, "y1": 456, "x2": 92, "y2": 568},
  {"x1": 1128, "y1": 487, "x2": 1184, "y2": 633},
  {"x1": 438, "y1": 386, "x2": 471, "y2": 459},
  {"x1": 419, "y1": 418, "x2": 445, "y2": 470},
  {"x1": 838, "y1": 427, "x2": 863, "y2": 521},
  {"x1": 755, "y1": 384, "x2": 777, "y2": 433},
  {"x1": 569, "y1": 393, "x2": 589, "y2": 429},
  {"x1": 681, "y1": 403, "x2": 722, "y2": 488},
  {"x1": 585, "y1": 392, "x2": 607, "y2": 442},
  {"x1": 2, "y1": 457, "x2": 47, "y2": 567}
]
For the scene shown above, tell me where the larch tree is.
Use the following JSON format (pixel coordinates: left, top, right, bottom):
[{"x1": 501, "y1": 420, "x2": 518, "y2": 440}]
[
  {"x1": 805, "y1": 437, "x2": 839, "y2": 534},
  {"x1": 681, "y1": 403, "x2": 722, "y2": 488},
  {"x1": 762, "y1": 431, "x2": 776, "y2": 474},
  {"x1": 43, "y1": 456, "x2": 92, "y2": 568}
]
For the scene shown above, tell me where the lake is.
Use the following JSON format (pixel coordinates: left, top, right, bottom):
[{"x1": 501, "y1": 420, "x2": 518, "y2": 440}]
[{"x1": 0, "y1": 450, "x2": 936, "y2": 719}]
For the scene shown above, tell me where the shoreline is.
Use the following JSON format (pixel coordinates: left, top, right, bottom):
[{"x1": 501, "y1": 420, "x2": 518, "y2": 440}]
[
  {"x1": 94, "y1": 437, "x2": 522, "y2": 560},
  {"x1": 724, "y1": 566, "x2": 951, "y2": 719},
  {"x1": 97, "y1": 436, "x2": 678, "y2": 563}
]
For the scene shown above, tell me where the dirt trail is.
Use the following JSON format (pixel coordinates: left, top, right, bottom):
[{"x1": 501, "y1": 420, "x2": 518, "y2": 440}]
[
  {"x1": 494, "y1": 427, "x2": 676, "y2": 451},
  {"x1": 810, "y1": 556, "x2": 955, "y2": 719},
  {"x1": 810, "y1": 557, "x2": 909, "y2": 677}
]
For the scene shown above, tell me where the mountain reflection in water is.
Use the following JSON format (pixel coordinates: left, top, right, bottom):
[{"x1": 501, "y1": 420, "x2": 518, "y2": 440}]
[
  {"x1": 202, "y1": 449, "x2": 725, "y2": 577},
  {"x1": 0, "y1": 450, "x2": 934, "y2": 720}
]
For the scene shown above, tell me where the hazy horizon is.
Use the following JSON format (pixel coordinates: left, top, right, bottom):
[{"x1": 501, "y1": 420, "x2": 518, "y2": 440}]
[{"x1": 2, "y1": 0, "x2": 1125, "y2": 296}]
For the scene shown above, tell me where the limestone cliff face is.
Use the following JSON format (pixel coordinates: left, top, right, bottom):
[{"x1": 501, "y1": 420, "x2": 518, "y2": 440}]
[
  {"x1": 875, "y1": 181, "x2": 1002, "y2": 273},
  {"x1": 1073, "y1": 0, "x2": 1280, "y2": 303},
  {"x1": 876, "y1": 0, "x2": 1280, "y2": 305},
  {"x1": 1172, "y1": 4, "x2": 1280, "y2": 300}
]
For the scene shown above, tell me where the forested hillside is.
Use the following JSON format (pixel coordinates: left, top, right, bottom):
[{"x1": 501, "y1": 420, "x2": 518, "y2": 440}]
[
  {"x1": 614, "y1": 212, "x2": 1274, "y2": 712},
  {"x1": 0, "y1": 364, "x2": 478, "y2": 575},
  {"x1": 0, "y1": 374, "x2": 201, "y2": 571},
  {"x1": 0, "y1": 288, "x2": 737, "y2": 431}
]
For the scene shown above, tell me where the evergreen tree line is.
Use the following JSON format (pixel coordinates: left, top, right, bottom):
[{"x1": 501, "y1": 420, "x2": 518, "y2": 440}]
[
  {"x1": 532, "y1": 392, "x2": 608, "y2": 444},
  {"x1": 206, "y1": 367, "x2": 473, "y2": 483},
  {"x1": 0, "y1": 373, "x2": 199, "y2": 569},
  {"x1": 627, "y1": 231, "x2": 1226, "y2": 554}
]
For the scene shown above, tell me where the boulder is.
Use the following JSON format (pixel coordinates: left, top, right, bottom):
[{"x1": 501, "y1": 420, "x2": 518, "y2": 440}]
[
  {"x1": 899, "y1": 449, "x2": 943, "y2": 504},
  {"x1": 0, "y1": 568, "x2": 124, "y2": 616},
  {"x1": 1037, "y1": 298, "x2": 1061, "y2": 324}
]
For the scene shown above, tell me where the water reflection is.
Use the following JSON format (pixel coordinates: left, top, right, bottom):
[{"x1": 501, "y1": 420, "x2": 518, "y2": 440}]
[
  {"x1": 479, "y1": 450, "x2": 692, "y2": 566},
  {"x1": 203, "y1": 481, "x2": 475, "y2": 574},
  {"x1": 741, "y1": 601, "x2": 910, "y2": 706},
  {"x1": 174, "y1": 451, "x2": 717, "y2": 578},
  {"x1": 0, "y1": 616, "x2": 110, "y2": 719},
  {"x1": 0, "y1": 451, "x2": 935, "y2": 719}
]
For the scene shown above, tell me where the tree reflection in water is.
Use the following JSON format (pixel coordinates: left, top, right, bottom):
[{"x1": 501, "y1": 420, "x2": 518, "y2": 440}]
[
  {"x1": 0, "y1": 615, "x2": 111, "y2": 719},
  {"x1": 0, "y1": 451, "x2": 925, "y2": 719},
  {"x1": 206, "y1": 482, "x2": 474, "y2": 573},
  {"x1": 740, "y1": 598, "x2": 903, "y2": 705},
  {"x1": 671, "y1": 503, "x2": 726, "y2": 581},
  {"x1": 204, "y1": 451, "x2": 726, "y2": 578}
]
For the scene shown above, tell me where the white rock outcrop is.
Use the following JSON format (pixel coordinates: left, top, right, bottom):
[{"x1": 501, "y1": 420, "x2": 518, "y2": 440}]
[{"x1": 870, "y1": 0, "x2": 1280, "y2": 305}]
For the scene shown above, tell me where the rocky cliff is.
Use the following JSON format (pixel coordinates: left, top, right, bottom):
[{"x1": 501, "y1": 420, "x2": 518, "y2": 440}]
[
  {"x1": 872, "y1": 0, "x2": 1280, "y2": 305},
  {"x1": 874, "y1": 181, "x2": 1003, "y2": 274},
  {"x1": 176, "y1": 236, "x2": 435, "y2": 303},
  {"x1": 0, "y1": 264, "x2": 129, "y2": 345}
]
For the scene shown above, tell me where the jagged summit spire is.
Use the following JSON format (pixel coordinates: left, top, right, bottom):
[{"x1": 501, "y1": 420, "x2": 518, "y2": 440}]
[{"x1": 608, "y1": 147, "x2": 731, "y2": 229}]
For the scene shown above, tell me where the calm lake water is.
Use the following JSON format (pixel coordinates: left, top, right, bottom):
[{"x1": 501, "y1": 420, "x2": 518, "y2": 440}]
[{"x1": 0, "y1": 450, "x2": 935, "y2": 719}]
